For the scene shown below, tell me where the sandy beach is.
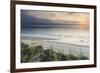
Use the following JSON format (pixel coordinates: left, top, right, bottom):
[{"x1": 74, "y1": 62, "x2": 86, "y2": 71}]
[{"x1": 21, "y1": 37, "x2": 89, "y2": 58}]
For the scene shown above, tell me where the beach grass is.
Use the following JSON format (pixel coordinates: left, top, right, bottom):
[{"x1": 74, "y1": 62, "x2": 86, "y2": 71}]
[{"x1": 21, "y1": 42, "x2": 89, "y2": 63}]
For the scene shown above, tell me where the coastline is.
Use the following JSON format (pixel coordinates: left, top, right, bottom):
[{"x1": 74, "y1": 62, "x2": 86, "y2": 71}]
[{"x1": 21, "y1": 37, "x2": 89, "y2": 58}]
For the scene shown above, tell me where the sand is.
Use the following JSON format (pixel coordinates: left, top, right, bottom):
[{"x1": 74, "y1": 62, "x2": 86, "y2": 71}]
[{"x1": 21, "y1": 38, "x2": 89, "y2": 58}]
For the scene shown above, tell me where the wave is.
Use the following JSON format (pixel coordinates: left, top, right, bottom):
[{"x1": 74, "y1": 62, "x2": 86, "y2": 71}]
[{"x1": 21, "y1": 34, "x2": 89, "y2": 46}]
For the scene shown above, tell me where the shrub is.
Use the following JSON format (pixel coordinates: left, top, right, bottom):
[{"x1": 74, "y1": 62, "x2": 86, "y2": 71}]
[
  {"x1": 40, "y1": 49, "x2": 57, "y2": 61},
  {"x1": 21, "y1": 42, "x2": 32, "y2": 62},
  {"x1": 66, "y1": 54, "x2": 78, "y2": 60}
]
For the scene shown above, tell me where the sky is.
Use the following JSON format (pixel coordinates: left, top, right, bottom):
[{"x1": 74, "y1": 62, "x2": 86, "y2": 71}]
[
  {"x1": 21, "y1": 10, "x2": 90, "y2": 46},
  {"x1": 21, "y1": 10, "x2": 90, "y2": 29}
]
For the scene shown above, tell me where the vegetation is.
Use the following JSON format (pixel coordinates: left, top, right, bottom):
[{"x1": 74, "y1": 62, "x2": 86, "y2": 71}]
[{"x1": 21, "y1": 42, "x2": 89, "y2": 63}]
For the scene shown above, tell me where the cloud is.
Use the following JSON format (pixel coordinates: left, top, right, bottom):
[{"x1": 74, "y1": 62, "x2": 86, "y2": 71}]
[{"x1": 21, "y1": 10, "x2": 89, "y2": 29}]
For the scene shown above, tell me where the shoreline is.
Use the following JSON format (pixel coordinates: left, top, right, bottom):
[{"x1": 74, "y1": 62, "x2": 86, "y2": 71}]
[
  {"x1": 21, "y1": 38, "x2": 89, "y2": 58},
  {"x1": 21, "y1": 36, "x2": 89, "y2": 47}
]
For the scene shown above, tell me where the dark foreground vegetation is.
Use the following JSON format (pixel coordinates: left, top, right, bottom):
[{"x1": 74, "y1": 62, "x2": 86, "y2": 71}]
[{"x1": 21, "y1": 42, "x2": 89, "y2": 63}]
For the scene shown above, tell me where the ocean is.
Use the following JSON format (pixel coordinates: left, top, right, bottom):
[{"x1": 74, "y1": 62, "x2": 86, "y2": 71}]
[{"x1": 21, "y1": 27, "x2": 89, "y2": 46}]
